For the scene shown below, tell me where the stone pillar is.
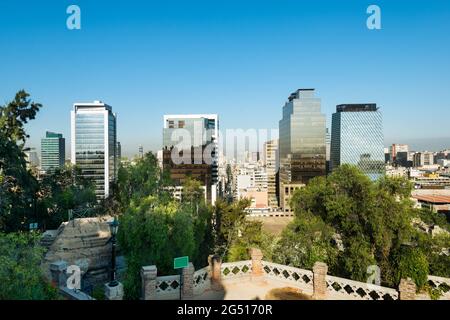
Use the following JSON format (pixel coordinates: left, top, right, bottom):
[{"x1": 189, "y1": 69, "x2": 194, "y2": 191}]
[
  {"x1": 50, "y1": 260, "x2": 68, "y2": 288},
  {"x1": 249, "y1": 248, "x2": 264, "y2": 277},
  {"x1": 104, "y1": 282, "x2": 124, "y2": 300},
  {"x1": 141, "y1": 265, "x2": 157, "y2": 300},
  {"x1": 399, "y1": 278, "x2": 416, "y2": 300},
  {"x1": 313, "y1": 262, "x2": 328, "y2": 300},
  {"x1": 182, "y1": 262, "x2": 195, "y2": 300},
  {"x1": 209, "y1": 255, "x2": 222, "y2": 290}
]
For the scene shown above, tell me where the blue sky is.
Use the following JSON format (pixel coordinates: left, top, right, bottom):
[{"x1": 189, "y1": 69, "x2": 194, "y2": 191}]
[{"x1": 1, "y1": 0, "x2": 449, "y2": 156}]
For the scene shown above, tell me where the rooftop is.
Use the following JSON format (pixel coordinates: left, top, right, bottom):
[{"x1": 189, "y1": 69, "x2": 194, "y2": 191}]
[
  {"x1": 412, "y1": 195, "x2": 450, "y2": 204},
  {"x1": 336, "y1": 104, "x2": 377, "y2": 112}
]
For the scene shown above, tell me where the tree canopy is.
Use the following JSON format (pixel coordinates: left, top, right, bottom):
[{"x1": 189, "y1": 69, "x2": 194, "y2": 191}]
[
  {"x1": 0, "y1": 232, "x2": 59, "y2": 299},
  {"x1": 274, "y1": 164, "x2": 450, "y2": 288}
]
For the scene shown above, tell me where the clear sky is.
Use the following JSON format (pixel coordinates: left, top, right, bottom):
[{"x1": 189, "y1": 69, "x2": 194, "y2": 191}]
[{"x1": 1, "y1": 0, "x2": 449, "y2": 157}]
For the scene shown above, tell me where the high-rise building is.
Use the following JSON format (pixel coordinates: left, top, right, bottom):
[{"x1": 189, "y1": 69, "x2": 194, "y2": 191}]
[
  {"x1": 162, "y1": 114, "x2": 219, "y2": 204},
  {"x1": 116, "y1": 141, "x2": 122, "y2": 160},
  {"x1": 264, "y1": 139, "x2": 279, "y2": 208},
  {"x1": 330, "y1": 104, "x2": 385, "y2": 180},
  {"x1": 384, "y1": 147, "x2": 391, "y2": 163},
  {"x1": 41, "y1": 131, "x2": 65, "y2": 173},
  {"x1": 389, "y1": 144, "x2": 410, "y2": 167},
  {"x1": 326, "y1": 128, "x2": 331, "y2": 173},
  {"x1": 71, "y1": 101, "x2": 117, "y2": 199},
  {"x1": 139, "y1": 145, "x2": 144, "y2": 158},
  {"x1": 279, "y1": 89, "x2": 326, "y2": 212},
  {"x1": 25, "y1": 148, "x2": 40, "y2": 169},
  {"x1": 413, "y1": 152, "x2": 435, "y2": 167},
  {"x1": 251, "y1": 152, "x2": 260, "y2": 163}
]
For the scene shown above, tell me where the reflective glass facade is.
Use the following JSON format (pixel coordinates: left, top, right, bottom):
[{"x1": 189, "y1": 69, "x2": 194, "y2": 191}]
[
  {"x1": 71, "y1": 103, "x2": 117, "y2": 199},
  {"x1": 330, "y1": 104, "x2": 385, "y2": 180},
  {"x1": 279, "y1": 89, "x2": 326, "y2": 185},
  {"x1": 162, "y1": 114, "x2": 218, "y2": 203},
  {"x1": 41, "y1": 131, "x2": 65, "y2": 172}
]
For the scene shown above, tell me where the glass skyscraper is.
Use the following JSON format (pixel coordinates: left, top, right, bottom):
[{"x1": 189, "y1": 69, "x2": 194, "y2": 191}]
[
  {"x1": 71, "y1": 101, "x2": 117, "y2": 199},
  {"x1": 41, "y1": 131, "x2": 65, "y2": 173},
  {"x1": 278, "y1": 89, "x2": 326, "y2": 211},
  {"x1": 330, "y1": 104, "x2": 385, "y2": 180},
  {"x1": 162, "y1": 114, "x2": 219, "y2": 204}
]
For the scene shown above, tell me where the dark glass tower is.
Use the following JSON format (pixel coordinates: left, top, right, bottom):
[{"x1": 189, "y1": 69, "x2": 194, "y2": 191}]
[
  {"x1": 162, "y1": 114, "x2": 219, "y2": 204},
  {"x1": 278, "y1": 89, "x2": 326, "y2": 211},
  {"x1": 279, "y1": 89, "x2": 326, "y2": 184}
]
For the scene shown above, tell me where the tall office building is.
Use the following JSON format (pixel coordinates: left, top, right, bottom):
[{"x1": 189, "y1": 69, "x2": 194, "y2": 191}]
[
  {"x1": 330, "y1": 104, "x2": 385, "y2": 180},
  {"x1": 116, "y1": 141, "x2": 122, "y2": 159},
  {"x1": 389, "y1": 144, "x2": 410, "y2": 167},
  {"x1": 413, "y1": 152, "x2": 434, "y2": 167},
  {"x1": 279, "y1": 89, "x2": 326, "y2": 212},
  {"x1": 71, "y1": 101, "x2": 117, "y2": 199},
  {"x1": 41, "y1": 131, "x2": 65, "y2": 173},
  {"x1": 162, "y1": 114, "x2": 219, "y2": 204},
  {"x1": 264, "y1": 139, "x2": 279, "y2": 208},
  {"x1": 24, "y1": 148, "x2": 40, "y2": 169},
  {"x1": 326, "y1": 128, "x2": 331, "y2": 173}
]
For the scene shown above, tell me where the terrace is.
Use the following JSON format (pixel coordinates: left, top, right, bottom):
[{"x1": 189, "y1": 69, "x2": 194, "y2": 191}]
[{"x1": 141, "y1": 249, "x2": 450, "y2": 301}]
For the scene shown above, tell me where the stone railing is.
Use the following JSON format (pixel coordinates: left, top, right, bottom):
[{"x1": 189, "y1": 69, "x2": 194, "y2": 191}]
[
  {"x1": 326, "y1": 275, "x2": 399, "y2": 300},
  {"x1": 220, "y1": 260, "x2": 253, "y2": 279},
  {"x1": 193, "y1": 266, "x2": 211, "y2": 296},
  {"x1": 155, "y1": 275, "x2": 181, "y2": 300},
  {"x1": 427, "y1": 275, "x2": 450, "y2": 300},
  {"x1": 140, "y1": 248, "x2": 450, "y2": 300},
  {"x1": 261, "y1": 261, "x2": 314, "y2": 295}
]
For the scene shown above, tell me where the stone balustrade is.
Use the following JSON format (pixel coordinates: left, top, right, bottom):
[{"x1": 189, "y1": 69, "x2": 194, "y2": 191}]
[
  {"x1": 193, "y1": 266, "x2": 211, "y2": 296},
  {"x1": 140, "y1": 248, "x2": 450, "y2": 300},
  {"x1": 427, "y1": 275, "x2": 450, "y2": 300},
  {"x1": 220, "y1": 260, "x2": 253, "y2": 279},
  {"x1": 327, "y1": 274, "x2": 399, "y2": 300},
  {"x1": 155, "y1": 275, "x2": 182, "y2": 300},
  {"x1": 261, "y1": 261, "x2": 314, "y2": 295}
]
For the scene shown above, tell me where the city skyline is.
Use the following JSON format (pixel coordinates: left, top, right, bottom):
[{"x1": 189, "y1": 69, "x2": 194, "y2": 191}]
[{"x1": 1, "y1": 0, "x2": 449, "y2": 156}]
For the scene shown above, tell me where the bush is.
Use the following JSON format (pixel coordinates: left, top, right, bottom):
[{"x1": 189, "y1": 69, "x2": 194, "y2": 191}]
[
  {"x1": 393, "y1": 246, "x2": 429, "y2": 289},
  {"x1": 0, "y1": 232, "x2": 59, "y2": 300}
]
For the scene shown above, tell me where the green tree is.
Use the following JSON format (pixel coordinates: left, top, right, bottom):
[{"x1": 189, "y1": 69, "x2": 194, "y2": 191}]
[
  {"x1": 115, "y1": 162, "x2": 215, "y2": 299},
  {"x1": 393, "y1": 246, "x2": 429, "y2": 289},
  {"x1": 273, "y1": 212, "x2": 339, "y2": 270},
  {"x1": 0, "y1": 90, "x2": 42, "y2": 232},
  {"x1": 286, "y1": 164, "x2": 427, "y2": 287},
  {"x1": 37, "y1": 165, "x2": 97, "y2": 229},
  {"x1": 212, "y1": 198, "x2": 269, "y2": 261},
  {"x1": 113, "y1": 152, "x2": 172, "y2": 213},
  {"x1": 117, "y1": 196, "x2": 173, "y2": 299},
  {"x1": 181, "y1": 176, "x2": 205, "y2": 205},
  {"x1": 0, "y1": 232, "x2": 59, "y2": 299}
]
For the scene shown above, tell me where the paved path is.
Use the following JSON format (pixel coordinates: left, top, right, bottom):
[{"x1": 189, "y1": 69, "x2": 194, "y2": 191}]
[{"x1": 194, "y1": 277, "x2": 310, "y2": 300}]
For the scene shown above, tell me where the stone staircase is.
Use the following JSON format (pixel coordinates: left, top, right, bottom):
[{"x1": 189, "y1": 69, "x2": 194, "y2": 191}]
[{"x1": 40, "y1": 225, "x2": 65, "y2": 250}]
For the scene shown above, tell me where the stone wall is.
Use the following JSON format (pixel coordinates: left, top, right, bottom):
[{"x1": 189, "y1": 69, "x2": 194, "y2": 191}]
[{"x1": 42, "y1": 216, "x2": 113, "y2": 287}]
